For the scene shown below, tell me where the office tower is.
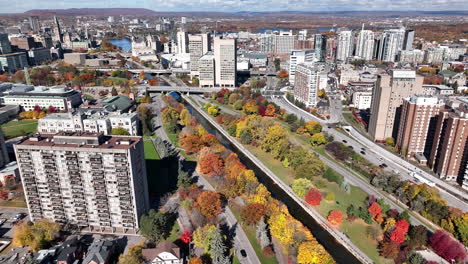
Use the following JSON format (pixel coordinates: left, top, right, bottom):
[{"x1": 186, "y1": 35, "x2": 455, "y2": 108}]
[
  {"x1": 53, "y1": 16, "x2": 63, "y2": 43},
  {"x1": 214, "y1": 37, "x2": 236, "y2": 87},
  {"x1": 314, "y1": 34, "x2": 327, "y2": 62},
  {"x1": 189, "y1": 33, "x2": 210, "y2": 76},
  {"x1": 396, "y1": 96, "x2": 443, "y2": 157},
  {"x1": 259, "y1": 33, "x2": 274, "y2": 53},
  {"x1": 274, "y1": 31, "x2": 297, "y2": 54},
  {"x1": 0, "y1": 52, "x2": 29, "y2": 73},
  {"x1": 355, "y1": 25, "x2": 375, "y2": 61},
  {"x1": 202, "y1": 33, "x2": 211, "y2": 55},
  {"x1": 378, "y1": 28, "x2": 405, "y2": 62},
  {"x1": 14, "y1": 133, "x2": 149, "y2": 233},
  {"x1": 298, "y1": 29, "x2": 308, "y2": 41},
  {"x1": 293, "y1": 62, "x2": 321, "y2": 107},
  {"x1": 424, "y1": 48, "x2": 445, "y2": 64},
  {"x1": 107, "y1": 16, "x2": 115, "y2": 23},
  {"x1": 181, "y1": 17, "x2": 187, "y2": 24},
  {"x1": 199, "y1": 52, "x2": 215, "y2": 87},
  {"x1": 336, "y1": 30, "x2": 353, "y2": 62},
  {"x1": 29, "y1": 16, "x2": 41, "y2": 32},
  {"x1": 368, "y1": 70, "x2": 424, "y2": 141},
  {"x1": 10, "y1": 36, "x2": 36, "y2": 51},
  {"x1": 176, "y1": 31, "x2": 188, "y2": 54},
  {"x1": 428, "y1": 104, "x2": 468, "y2": 185},
  {"x1": 289, "y1": 49, "x2": 316, "y2": 86},
  {"x1": 403, "y1": 29, "x2": 415, "y2": 51},
  {"x1": 0, "y1": 34, "x2": 12, "y2": 54}
]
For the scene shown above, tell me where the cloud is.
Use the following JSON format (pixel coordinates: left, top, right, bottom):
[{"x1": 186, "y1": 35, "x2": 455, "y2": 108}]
[{"x1": 2, "y1": 0, "x2": 468, "y2": 13}]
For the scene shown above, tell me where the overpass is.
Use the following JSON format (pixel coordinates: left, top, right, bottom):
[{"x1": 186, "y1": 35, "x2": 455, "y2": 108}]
[
  {"x1": 80, "y1": 67, "x2": 278, "y2": 76},
  {"x1": 183, "y1": 94, "x2": 373, "y2": 264},
  {"x1": 146, "y1": 86, "x2": 229, "y2": 94}
]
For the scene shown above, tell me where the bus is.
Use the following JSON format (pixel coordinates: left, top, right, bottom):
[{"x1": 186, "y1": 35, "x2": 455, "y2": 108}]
[{"x1": 410, "y1": 172, "x2": 436, "y2": 187}]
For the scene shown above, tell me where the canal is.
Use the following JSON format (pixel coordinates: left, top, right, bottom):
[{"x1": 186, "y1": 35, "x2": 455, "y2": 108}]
[{"x1": 185, "y1": 101, "x2": 362, "y2": 264}]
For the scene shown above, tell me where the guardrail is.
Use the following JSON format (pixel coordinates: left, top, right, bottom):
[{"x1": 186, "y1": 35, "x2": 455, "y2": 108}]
[{"x1": 184, "y1": 94, "x2": 374, "y2": 264}]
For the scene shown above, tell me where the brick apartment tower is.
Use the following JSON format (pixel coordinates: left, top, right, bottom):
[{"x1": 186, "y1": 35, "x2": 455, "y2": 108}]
[
  {"x1": 428, "y1": 104, "x2": 468, "y2": 186},
  {"x1": 368, "y1": 70, "x2": 424, "y2": 141},
  {"x1": 14, "y1": 133, "x2": 149, "y2": 234},
  {"x1": 396, "y1": 96, "x2": 443, "y2": 158}
]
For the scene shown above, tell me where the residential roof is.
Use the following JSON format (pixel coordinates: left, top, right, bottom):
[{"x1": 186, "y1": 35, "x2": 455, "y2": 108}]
[
  {"x1": 141, "y1": 242, "x2": 181, "y2": 262},
  {"x1": 82, "y1": 239, "x2": 115, "y2": 264},
  {"x1": 102, "y1": 95, "x2": 134, "y2": 112}
]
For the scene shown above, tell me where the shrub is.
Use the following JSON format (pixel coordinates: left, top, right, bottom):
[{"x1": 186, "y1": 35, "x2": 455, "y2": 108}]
[{"x1": 324, "y1": 192, "x2": 335, "y2": 201}]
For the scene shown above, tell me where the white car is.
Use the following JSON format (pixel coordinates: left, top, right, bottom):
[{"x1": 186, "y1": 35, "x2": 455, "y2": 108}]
[{"x1": 0, "y1": 218, "x2": 6, "y2": 226}]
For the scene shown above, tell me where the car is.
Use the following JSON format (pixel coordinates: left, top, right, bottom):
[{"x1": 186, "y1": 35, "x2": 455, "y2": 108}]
[
  {"x1": 381, "y1": 163, "x2": 388, "y2": 168},
  {"x1": 348, "y1": 145, "x2": 353, "y2": 149},
  {"x1": 13, "y1": 213, "x2": 26, "y2": 221},
  {"x1": 0, "y1": 218, "x2": 6, "y2": 226},
  {"x1": 342, "y1": 140, "x2": 347, "y2": 143},
  {"x1": 344, "y1": 128, "x2": 350, "y2": 132},
  {"x1": 240, "y1": 249, "x2": 247, "y2": 258},
  {"x1": 360, "y1": 151, "x2": 366, "y2": 155}
]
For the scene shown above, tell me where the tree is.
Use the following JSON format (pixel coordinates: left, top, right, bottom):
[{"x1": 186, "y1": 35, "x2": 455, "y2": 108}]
[
  {"x1": 193, "y1": 224, "x2": 216, "y2": 252},
  {"x1": 261, "y1": 125, "x2": 288, "y2": 153},
  {"x1": 408, "y1": 225, "x2": 428, "y2": 249},
  {"x1": 188, "y1": 257, "x2": 203, "y2": 264},
  {"x1": 161, "y1": 107, "x2": 180, "y2": 124},
  {"x1": 268, "y1": 209, "x2": 295, "y2": 247},
  {"x1": 228, "y1": 93, "x2": 240, "y2": 104},
  {"x1": 241, "y1": 203, "x2": 268, "y2": 225},
  {"x1": 256, "y1": 218, "x2": 271, "y2": 249},
  {"x1": 197, "y1": 152, "x2": 224, "y2": 177},
  {"x1": 310, "y1": 133, "x2": 327, "y2": 146},
  {"x1": 111, "y1": 87, "x2": 118, "y2": 96},
  {"x1": 139, "y1": 210, "x2": 173, "y2": 243},
  {"x1": 324, "y1": 192, "x2": 335, "y2": 201},
  {"x1": 408, "y1": 252, "x2": 425, "y2": 264},
  {"x1": 177, "y1": 169, "x2": 192, "y2": 188},
  {"x1": 251, "y1": 184, "x2": 271, "y2": 205},
  {"x1": 118, "y1": 243, "x2": 145, "y2": 264},
  {"x1": 243, "y1": 99, "x2": 258, "y2": 114},
  {"x1": 180, "y1": 231, "x2": 192, "y2": 244},
  {"x1": 137, "y1": 105, "x2": 153, "y2": 136},
  {"x1": 194, "y1": 191, "x2": 222, "y2": 219},
  {"x1": 368, "y1": 202, "x2": 382, "y2": 220},
  {"x1": 384, "y1": 137, "x2": 395, "y2": 146},
  {"x1": 430, "y1": 230, "x2": 467, "y2": 262},
  {"x1": 277, "y1": 69, "x2": 289, "y2": 78},
  {"x1": 12, "y1": 220, "x2": 61, "y2": 252},
  {"x1": 111, "y1": 126, "x2": 130, "y2": 135},
  {"x1": 210, "y1": 227, "x2": 228, "y2": 264},
  {"x1": 379, "y1": 240, "x2": 400, "y2": 259},
  {"x1": 453, "y1": 213, "x2": 468, "y2": 245},
  {"x1": 305, "y1": 188, "x2": 322, "y2": 206},
  {"x1": 304, "y1": 121, "x2": 322, "y2": 135},
  {"x1": 390, "y1": 219, "x2": 409, "y2": 244},
  {"x1": 274, "y1": 58, "x2": 281, "y2": 72},
  {"x1": 292, "y1": 178, "x2": 314, "y2": 198},
  {"x1": 264, "y1": 104, "x2": 277, "y2": 117},
  {"x1": 297, "y1": 240, "x2": 334, "y2": 264},
  {"x1": 327, "y1": 210, "x2": 343, "y2": 227}
]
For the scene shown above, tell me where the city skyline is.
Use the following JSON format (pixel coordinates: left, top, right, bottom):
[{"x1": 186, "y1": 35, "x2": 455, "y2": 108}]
[{"x1": 3, "y1": 0, "x2": 468, "y2": 14}]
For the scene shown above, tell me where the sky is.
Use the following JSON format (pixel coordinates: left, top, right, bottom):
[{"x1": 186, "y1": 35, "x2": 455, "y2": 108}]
[{"x1": 4, "y1": 0, "x2": 468, "y2": 13}]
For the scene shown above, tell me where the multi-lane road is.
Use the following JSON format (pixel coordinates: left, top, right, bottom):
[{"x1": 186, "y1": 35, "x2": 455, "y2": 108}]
[{"x1": 271, "y1": 95, "x2": 468, "y2": 211}]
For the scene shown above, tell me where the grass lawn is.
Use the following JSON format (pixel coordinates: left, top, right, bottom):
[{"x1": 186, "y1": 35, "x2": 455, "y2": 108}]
[
  {"x1": 233, "y1": 256, "x2": 241, "y2": 264},
  {"x1": 163, "y1": 123, "x2": 179, "y2": 145},
  {"x1": 166, "y1": 221, "x2": 181, "y2": 243},
  {"x1": 1, "y1": 120, "x2": 38, "y2": 139},
  {"x1": 0, "y1": 200, "x2": 27, "y2": 208},
  {"x1": 144, "y1": 141, "x2": 160, "y2": 160}
]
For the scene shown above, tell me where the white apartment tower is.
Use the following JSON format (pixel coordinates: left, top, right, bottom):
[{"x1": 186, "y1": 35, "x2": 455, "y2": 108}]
[
  {"x1": 289, "y1": 50, "x2": 316, "y2": 86},
  {"x1": 336, "y1": 30, "x2": 353, "y2": 62},
  {"x1": 293, "y1": 63, "x2": 321, "y2": 107},
  {"x1": 189, "y1": 33, "x2": 211, "y2": 76},
  {"x1": 177, "y1": 31, "x2": 188, "y2": 54},
  {"x1": 15, "y1": 133, "x2": 149, "y2": 233},
  {"x1": 355, "y1": 25, "x2": 375, "y2": 61},
  {"x1": 214, "y1": 37, "x2": 236, "y2": 87},
  {"x1": 378, "y1": 28, "x2": 405, "y2": 62},
  {"x1": 199, "y1": 53, "x2": 215, "y2": 87}
]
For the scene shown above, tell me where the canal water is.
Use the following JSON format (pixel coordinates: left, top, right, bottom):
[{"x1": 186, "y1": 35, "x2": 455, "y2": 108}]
[{"x1": 185, "y1": 102, "x2": 362, "y2": 264}]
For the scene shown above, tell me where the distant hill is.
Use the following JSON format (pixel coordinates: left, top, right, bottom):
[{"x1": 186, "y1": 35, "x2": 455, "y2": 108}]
[{"x1": 24, "y1": 8, "x2": 158, "y2": 16}]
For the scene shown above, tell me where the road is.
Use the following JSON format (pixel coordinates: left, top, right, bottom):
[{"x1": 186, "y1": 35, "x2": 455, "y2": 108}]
[{"x1": 272, "y1": 95, "x2": 468, "y2": 211}]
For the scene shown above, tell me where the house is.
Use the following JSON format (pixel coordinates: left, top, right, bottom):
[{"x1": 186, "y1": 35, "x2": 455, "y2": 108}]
[
  {"x1": 82, "y1": 239, "x2": 116, "y2": 264},
  {"x1": 141, "y1": 241, "x2": 183, "y2": 264},
  {"x1": 56, "y1": 236, "x2": 83, "y2": 264}
]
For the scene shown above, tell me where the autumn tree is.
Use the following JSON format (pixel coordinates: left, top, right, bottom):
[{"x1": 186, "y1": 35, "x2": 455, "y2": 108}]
[
  {"x1": 139, "y1": 210, "x2": 173, "y2": 243},
  {"x1": 368, "y1": 202, "x2": 382, "y2": 220},
  {"x1": 243, "y1": 99, "x2": 259, "y2": 114},
  {"x1": 264, "y1": 104, "x2": 277, "y2": 117},
  {"x1": 379, "y1": 240, "x2": 400, "y2": 259},
  {"x1": 310, "y1": 132, "x2": 327, "y2": 146},
  {"x1": 305, "y1": 188, "x2": 322, "y2": 206},
  {"x1": 327, "y1": 210, "x2": 343, "y2": 227},
  {"x1": 12, "y1": 219, "x2": 61, "y2": 252},
  {"x1": 241, "y1": 203, "x2": 268, "y2": 225},
  {"x1": 194, "y1": 190, "x2": 222, "y2": 219},
  {"x1": 268, "y1": 209, "x2": 295, "y2": 247},
  {"x1": 297, "y1": 240, "x2": 334, "y2": 264},
  {"x1": 161, "y1": 107, "x2": 180, "y2": 124},
  {"x1": 111, "y1": 127, "x2": 130, "y2": 135},
  {"x1": 430, "y1": 230, "x2": 467, "y2": 262},
  {"x1": 193, "y1": 224, "x2": 216, "y2": 252},
  {"x1": 277, "y1": 69, "x2": 289, "y2": 79},
  {"x1": 390, "y1": 219, "x2": 409, "y2": 244},
  {"x1": 180, "y1": 231, "x2": 192, "y2": 244},
  {"x1": 188, "y1": 257, "x2": 203, "y2": 264},
  {"x1": 118, "y1": 243, "x2": 145, "y2": 264},
  {"x1": 292, "y1": 178, "x2": 314, "y2": 198},
  {"x1": 408, "y1": 225, "x2": 428, "y2": 249},
  {"x1": 304, "y1": 121, "x2": 322, "y2": 135},
  {"x1": 197, "y1": 151, "x2": 224, "y2": 177}
]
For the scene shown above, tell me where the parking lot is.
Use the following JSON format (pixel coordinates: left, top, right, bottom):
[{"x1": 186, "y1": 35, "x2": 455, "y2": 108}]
[{"x1": 0, "y1": 207, "x2": 29, "y2": 239}]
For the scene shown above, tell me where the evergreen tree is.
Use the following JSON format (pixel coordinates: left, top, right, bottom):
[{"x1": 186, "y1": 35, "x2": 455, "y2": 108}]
[
  {"x1": 256, "y1": 217, "x2": 271, "y2": 248},
  {"x1": 210, "y1": 227, "x2": 227, "y2": 264}
]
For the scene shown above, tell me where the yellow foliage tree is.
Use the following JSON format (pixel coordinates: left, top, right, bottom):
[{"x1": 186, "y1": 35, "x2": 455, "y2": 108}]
[
  {"x1": 250, "y1": 184, "x2": 271, "y2": 205},
  {"x1": 383, "y1": 217, "x2": 396, "y2": 232},
  {"x1": 13, "y1": 219, "x2": 60, "y2": 252},
  {"x1": 268, "y1": 208, "x2": 295, "y2": 248},
  {"x1": 192, "y1": 224, "x2": 216, "y2": 253},
  {"x1": 179, "y1": 108, "x2": 191, "y2": 127},
  {"x1": 297, "y1": 240, "x2": 335, "y2": 264}
]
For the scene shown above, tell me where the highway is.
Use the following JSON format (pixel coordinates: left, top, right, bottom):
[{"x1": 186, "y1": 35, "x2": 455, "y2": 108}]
[{"x1": 272, "y1": 95, "x2": 468, "y2": 211}]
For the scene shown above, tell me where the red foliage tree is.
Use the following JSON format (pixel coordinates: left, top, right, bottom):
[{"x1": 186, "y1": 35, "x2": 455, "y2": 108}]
[
  {"x1": 327, "y1": 210, "x2": 343, "y2": 226},
  {"x1": 395, "y1": 219, "x2": 409, "y2": 233},
  {"x1": 194, "y1": 190, "x2": 222, "y2": 219},
  {"x1": 180, "y1": 231, "x2": 192, "y2": 244},
  {"x1": 305, "y1": 188, "x2": 322, "y2": 206},
  {"x1": 368, "y1": 202, "x2": 382, "y2": 219},
  {"x1": 33, "y1": 105, "x2": 42, "y2": 113},
  {"x1": 200, "y1": 134, "x2": 218, "y2": 147},
  {"x1": 264, "y1": 104, "x2": 276, "y2": 117},
  {"x1": 180, "y1": 134, "x2": 203, "y2": 154},
  {"x1": 258, "y1": 104, "x2": 266, "y2": 116},
  {"x1": 240, "y1": 203, "x2": 268, "y2": 225},
  {"x1": 215, "y1": 115, "x2": 223, "y2": 124},
  {"x1": 390, "y1": 219, "x2": 410, "y2": 244},
  {"x1": 430, "y1": 230, "x2": 467, "y2": 262},
  {"x1": 47, "y1": 105, "x2": 57, "y2": 113}
]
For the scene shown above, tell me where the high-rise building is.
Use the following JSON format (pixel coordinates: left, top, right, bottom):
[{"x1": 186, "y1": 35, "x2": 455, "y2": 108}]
[
  {"x1": 189, "y1": 33, "x2": 211, "y2": 76},
  {"x1": 298, "y1": 29, "x2": 308, "y2": 41},
  {"x1": 0, "y1": 130, "x2": 9, "y2": 168},
  {"x1": 0, "y1": 52, "x2": 29, "y2": 73},
  {"x1": 289, "y1": 49, "x2": 316, "y2": 86},
  {"x1": 176, "y1": 31, "x2": 188, "y2": 54},
  {"x1": 403, "y1": 29, "x2": 415, "y2": 51},
  {"x1": 368, "y1": 70, "x2": 424, "y2": 141},
  {"x1": 107, "y1": 16, "x2": 115, "y2": 23},
  {"x1": 29, "y1": 16, "x2": 41, "y2": 33},
  {"x1": 274, "y1": 31, "x2": 297, "y2": 54},
  {"x1": 0, "y1": 34, "x2": 12, "y2": 54},
  {"x1": 378, "y1": 28, "x2": 405, "y2": 62},
  {"x1": 53, "y1": 16, "x2": 63, "y2": 43},
  {"x1": 336, "y1": 30, "x2": 353, "y2": 62},
  {"x1": 314, "y1": 34, "x2": 327, "y2": 62},
  {"x1": 355, "y1": 26, "x2": 375, "y2": 61},
  {"x1": 293, "y1": 62, "x2": 321, "y2": 107},
  {"x1": 396, "y1": 96, "x2": 443, "y2": 157},
  {"x1": 214, "y1": 37, "x2": 236, "y2": 87},
  {"x1": 199, "y1": 52, "x2": 215, "y2": 87},
  {"x1": 14, "y1": 133, "x2": 149, "y2": 233},
  {"x1": 428, "y1": 104, "x2": 468, "y2": 185},
  {"x1": 181, "y1": 17, "x2": 187, "y2": 24},
  {"x1": 10, "y1": 36, "x2": 36, "y2": 51}
]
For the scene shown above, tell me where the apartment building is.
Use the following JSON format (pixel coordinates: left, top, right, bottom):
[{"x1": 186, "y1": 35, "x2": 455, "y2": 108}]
[
  {"x1": 396, "y1": 96, "x2": 443, "y2": 157},
  {"x1": 293, "y1": 63, "x2": 321, "y2": 107},
  {"x1": 199, "y1": 53, "x2": 215, "y2": 87},
  {"x1": 368, "y1": 70, "x2": 424, "y2": 141},
  {"x1": 355, "y1": 27, "x2": 375, "y2": 61},
  {"x1": 176, "y1": 31, "x2": 188, "y2": 54},
  {"x1": 0, "y1": 52, "x2": 28, "y2": 73},
  {"x1": 188, "y1": 34, "x2": 210, "y2": 76},
  {"x1": 428, "y1": 104, "x2": 468, "y2": 186},
  {"x1": 352, "y1": 91, "x2": 373, "y2": 110},
  {"x1": 214, "y1": 37, "x2": 236, "y2": 87},
  {"x1": 14, "y1": 133, "x2": 149, "y2": 233},
  {"x1": 336, "y1": 30, "x2": 353, "y2": 62},
  {"x1": 38, "y1": 111, "x2": 139, "y2": 136},
  {"x1": 289, "y1": 49, "x2": 316, "y2": 86}
]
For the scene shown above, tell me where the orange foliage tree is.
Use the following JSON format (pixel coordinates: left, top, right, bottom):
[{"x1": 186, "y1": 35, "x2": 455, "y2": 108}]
[
  {"x1": 264, "y1": 104, "x2": 276, "y2": 117},
  {"x1": 277, "y1": 69, "x2": 289, "y2": 78},
  {"x1": 197, "y1": 151, "x2": 224, "y2": 177},
  {"x1": 305, "y1": 188, "x2": 322, "y2": 206},
  {"x1": 240, "y1": 203, "x2": 268, "y2": 225},
  {"x1": 194, "y1": 190, "x2": 222, "y2": 219},
  {"x1": 368, "y1": 202, "x2": 382, "y2": 220},
  {"x1": 327, "y1": 210, "x2": 343, "y2": 227}
]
